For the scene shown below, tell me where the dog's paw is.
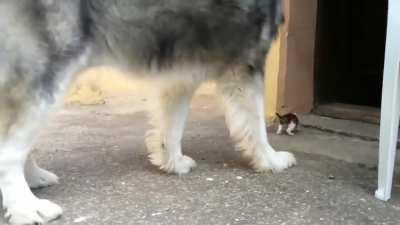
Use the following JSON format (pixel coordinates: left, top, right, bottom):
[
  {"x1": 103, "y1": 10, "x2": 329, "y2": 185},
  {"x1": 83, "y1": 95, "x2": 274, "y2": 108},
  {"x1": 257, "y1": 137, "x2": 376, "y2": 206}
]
[
  {"x1": 159, "y1": 155, "x2": 197, "y2": 175},
  {"x1": 253, "y1": 151, "x2": 296, "y2": 173},
  {"x1": 26, "y1": 168, "x2": 59, "y2": 189},
  {"x1": 172, "y1": 155, "x2": 197, "y2": 175},
  {"x1": 5, "y1": 199, "x2": 62, "y2": 225}
]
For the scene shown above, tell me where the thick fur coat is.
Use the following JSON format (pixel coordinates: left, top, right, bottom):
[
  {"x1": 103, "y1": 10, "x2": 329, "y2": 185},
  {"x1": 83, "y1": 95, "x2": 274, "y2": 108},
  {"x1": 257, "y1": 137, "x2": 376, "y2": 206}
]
[{"x1": 0, "y1": 1, "x2": 295, "y2": 224}]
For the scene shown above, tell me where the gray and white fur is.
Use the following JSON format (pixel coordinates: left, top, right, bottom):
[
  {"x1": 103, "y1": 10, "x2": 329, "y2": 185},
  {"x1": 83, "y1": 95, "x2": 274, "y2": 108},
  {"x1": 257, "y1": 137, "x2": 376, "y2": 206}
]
[{"x1": 0, "y1": 1, "x2": 296, "y2": 224}]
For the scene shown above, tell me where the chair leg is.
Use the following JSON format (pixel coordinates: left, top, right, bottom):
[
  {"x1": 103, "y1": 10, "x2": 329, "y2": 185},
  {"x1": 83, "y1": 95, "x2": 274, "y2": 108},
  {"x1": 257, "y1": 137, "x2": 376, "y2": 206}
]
[
  {"x1": 376, "y1": 74, "x2": 400, "y2": 201},
  {"x1": 375, "y1": 0, "x2": 400, "y2": 201}
]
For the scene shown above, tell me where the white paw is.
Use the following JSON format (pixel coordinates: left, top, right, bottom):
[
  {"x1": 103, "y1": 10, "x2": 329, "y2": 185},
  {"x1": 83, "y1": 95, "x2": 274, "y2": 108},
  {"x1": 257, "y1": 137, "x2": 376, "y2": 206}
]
[
  {"x1": 172, "y1": 155, "x2": 197, "y2": 175},
  {"x1": 5, "y1": 199, "x2": 62, "y2": 225},
  {"x1": 159, "y1": 155, "x2": 197, "y2": 175},
  {"x1": 26, "y1": 168, "x2": 59, "y2": 189},
  {"x1": 253, "y1": 151, "x2": 296, "y2": 173}
]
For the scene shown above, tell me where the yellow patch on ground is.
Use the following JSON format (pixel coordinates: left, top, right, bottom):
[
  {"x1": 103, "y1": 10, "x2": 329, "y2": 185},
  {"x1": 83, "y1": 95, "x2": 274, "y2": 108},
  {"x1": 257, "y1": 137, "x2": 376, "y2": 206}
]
[
  {"x1": 66, "y1": 67, "x2": 138, "y2": 105},
  {"x1": 66, "y1": 67, "x2": 216, "y2": 106}
]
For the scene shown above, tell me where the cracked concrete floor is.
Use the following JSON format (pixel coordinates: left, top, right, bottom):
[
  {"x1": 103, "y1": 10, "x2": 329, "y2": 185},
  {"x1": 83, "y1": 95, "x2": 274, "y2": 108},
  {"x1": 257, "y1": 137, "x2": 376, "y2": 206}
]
[{"x1": 1, "y1": 92, "x2": 400, "y2": 225}]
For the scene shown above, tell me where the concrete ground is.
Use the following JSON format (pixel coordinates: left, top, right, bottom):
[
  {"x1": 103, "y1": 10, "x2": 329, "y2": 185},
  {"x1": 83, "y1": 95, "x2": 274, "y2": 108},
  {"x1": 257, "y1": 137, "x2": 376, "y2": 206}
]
[{"x1": 2, "y1": 90, "x2": 400, "y2": 225}]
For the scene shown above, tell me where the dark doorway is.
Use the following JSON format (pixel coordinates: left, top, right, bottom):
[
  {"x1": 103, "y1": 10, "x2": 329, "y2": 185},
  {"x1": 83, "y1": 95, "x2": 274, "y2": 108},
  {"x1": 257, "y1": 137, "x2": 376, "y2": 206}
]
[{"x1": 314, "y1": 0, "x2": 387, "y2": 109}]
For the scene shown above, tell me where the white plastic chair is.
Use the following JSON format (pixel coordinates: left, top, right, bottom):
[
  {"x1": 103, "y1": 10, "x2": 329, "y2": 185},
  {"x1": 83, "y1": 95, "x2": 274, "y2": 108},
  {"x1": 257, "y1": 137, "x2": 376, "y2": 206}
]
[{"x1": 375, "y1": 0, "x2": 400, "y2": 201}]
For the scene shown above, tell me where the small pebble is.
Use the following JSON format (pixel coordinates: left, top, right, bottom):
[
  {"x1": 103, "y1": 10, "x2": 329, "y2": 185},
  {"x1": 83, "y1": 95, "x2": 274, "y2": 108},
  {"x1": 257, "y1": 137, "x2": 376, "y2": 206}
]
[
  {"x1": 328, "y1": 175, "x2": 335, "y2": 180},
  {"x1": 151, "y1": 212, "x2": 163, "y2": 216},
  {"x1": 74, "y1": 217, "x2": 90, "y2": 223},
  {"x1": 206, "y1": 177, "x2": 214, "y2": 181}
]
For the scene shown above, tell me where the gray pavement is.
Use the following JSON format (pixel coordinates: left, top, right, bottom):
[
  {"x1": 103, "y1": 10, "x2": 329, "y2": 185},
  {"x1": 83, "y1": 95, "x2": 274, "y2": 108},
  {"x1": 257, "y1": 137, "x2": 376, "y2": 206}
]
[{"x1": 1, "y1": 94, "x2": 400, "y2": 225}]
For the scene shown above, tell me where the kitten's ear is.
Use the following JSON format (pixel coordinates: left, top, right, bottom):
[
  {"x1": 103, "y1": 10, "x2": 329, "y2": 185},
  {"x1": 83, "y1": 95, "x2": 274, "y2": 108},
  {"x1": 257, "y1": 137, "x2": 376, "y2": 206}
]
[{"x1": 276, "y1": 113, "x2": 282, "y2": 118}]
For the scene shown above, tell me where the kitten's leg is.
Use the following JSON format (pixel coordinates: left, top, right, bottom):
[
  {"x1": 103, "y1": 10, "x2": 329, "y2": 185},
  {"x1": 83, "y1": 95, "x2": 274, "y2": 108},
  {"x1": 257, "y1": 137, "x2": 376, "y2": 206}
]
[
  {"x1": 146, "y1": 83, "x2": 197, "y2": 175},
  {"x1": 276, "y1": 124, "x2": 283, "y2": 135},
  {"x1": 216, "y1": 71, "x2": 296, "y2": 172},
  {"x1": 25, "y1": 155, "x2": 59, "y2": 189},
  {"x1": 286, "y1": 122, "x2": 296, "y2": 136}
]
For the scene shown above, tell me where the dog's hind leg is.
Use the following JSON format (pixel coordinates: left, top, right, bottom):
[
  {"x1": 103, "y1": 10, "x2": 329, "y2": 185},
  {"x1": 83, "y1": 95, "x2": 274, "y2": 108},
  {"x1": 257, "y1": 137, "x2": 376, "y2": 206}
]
[
  {"x1": 146, "y1": 83, "x2": 197, "y2": 175},
  {"x1": 216, "y1": 70, "x2": 296, "y2": 173},
  {"x1": 25, "y1": 154, "x2": 59, "y2": 189}
]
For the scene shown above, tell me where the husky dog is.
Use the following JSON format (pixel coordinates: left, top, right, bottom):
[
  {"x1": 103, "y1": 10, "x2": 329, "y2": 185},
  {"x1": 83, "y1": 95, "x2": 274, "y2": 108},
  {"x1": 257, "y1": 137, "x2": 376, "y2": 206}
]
[{"x1": 0, "y1": 0, "x2": 296, "y2": 224}]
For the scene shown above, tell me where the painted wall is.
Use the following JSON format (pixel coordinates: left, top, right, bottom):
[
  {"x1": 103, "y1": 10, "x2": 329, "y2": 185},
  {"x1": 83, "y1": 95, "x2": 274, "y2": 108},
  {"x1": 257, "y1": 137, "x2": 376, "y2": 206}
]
[
  {"x1": 264, "y1": 34, "x2": 282, "y2": 124},
  {"x1": 265, "y1": 0, "x2": 318, "y2": 122},
  {"x1": 277, "y1": 0, "x2": 318, "y2": 114}
]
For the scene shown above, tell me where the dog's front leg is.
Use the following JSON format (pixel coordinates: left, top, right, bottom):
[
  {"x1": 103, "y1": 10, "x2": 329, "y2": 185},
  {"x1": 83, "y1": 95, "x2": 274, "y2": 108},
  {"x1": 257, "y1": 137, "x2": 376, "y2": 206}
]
[
  {"x1": 217, "y1": 71, "x2": 296, "y2": 173},
  {"x1": 146, "y1": 83, "x2": 197, "y2": 175},
  {"x1": 0, "y1": 100, "x2": 62, "y2": 225}
]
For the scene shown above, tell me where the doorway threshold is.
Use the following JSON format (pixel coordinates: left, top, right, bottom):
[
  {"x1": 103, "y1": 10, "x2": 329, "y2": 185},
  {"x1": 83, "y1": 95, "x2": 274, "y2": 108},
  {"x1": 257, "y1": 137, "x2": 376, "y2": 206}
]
[{"x1": 313, "y1": 103, "x2": 380, "y2": 124}]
